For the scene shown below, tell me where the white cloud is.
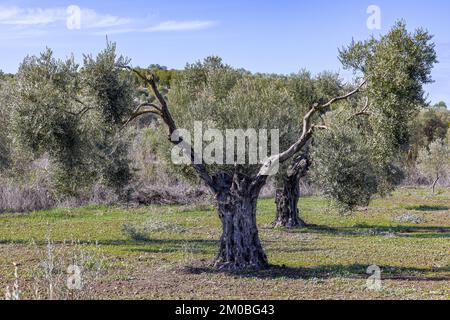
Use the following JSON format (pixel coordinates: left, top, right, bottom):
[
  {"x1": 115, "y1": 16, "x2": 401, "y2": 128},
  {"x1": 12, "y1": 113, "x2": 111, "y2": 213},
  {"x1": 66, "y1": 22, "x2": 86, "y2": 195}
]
[
  {"x1": 145, "y1": 20, "x2": 217, "y2": 32},
  {"x1": 93, "y1": 20, "x2": 217, "y2": 36},
  {"x1": 0, "y1": 5, "x2": 216, "y2": 38},
  {"x1": 0, "y1": 6, "x2": 65, "y2": 25},
  {"x1": 80, "y1": 9, "x2": 131, "y2": 29},
  {"x1": 0, "y1": 6, "x2": 131, "y2": 28}
]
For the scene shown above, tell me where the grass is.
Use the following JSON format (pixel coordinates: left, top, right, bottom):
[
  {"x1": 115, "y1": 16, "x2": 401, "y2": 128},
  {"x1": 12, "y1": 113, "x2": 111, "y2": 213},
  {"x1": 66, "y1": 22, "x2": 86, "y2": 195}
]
[{"x1": 0, "y1": 187, "x2": 449, "y2": 300}]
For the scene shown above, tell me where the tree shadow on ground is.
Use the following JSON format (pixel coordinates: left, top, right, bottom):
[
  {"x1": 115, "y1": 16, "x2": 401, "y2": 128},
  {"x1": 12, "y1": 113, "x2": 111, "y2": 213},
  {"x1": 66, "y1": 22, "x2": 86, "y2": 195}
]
[
  {"x1": 293, "y1": 224, "x2": 450, "y2": 239},
  {"x1": 404, "y1": 205, "x2": 450, "y2": 211},
  {"x1": 185, "y1": 263, "x2": 450, "y2": 281}
]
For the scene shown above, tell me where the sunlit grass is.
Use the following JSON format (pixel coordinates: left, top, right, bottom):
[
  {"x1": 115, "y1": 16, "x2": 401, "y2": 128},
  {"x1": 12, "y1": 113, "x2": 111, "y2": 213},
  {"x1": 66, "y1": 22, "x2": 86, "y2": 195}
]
[{"x1": 0, "y1": 187, "x2": 449, "y2": 300}]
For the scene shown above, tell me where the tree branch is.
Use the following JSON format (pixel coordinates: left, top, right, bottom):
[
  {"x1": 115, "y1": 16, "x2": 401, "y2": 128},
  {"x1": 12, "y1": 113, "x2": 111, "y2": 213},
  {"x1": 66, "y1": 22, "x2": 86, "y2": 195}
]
[
  {"x1": 319, "y1": 80, "x2": 366, "y2": 109},
  {"x1": 122, "y1": 65, "x2": 218, "y2": 193},
  {"x1": 252, "y1": 79, "x2": 366, "y2": 189},
  {"x1": 286, "y1": 154, "x2": 310, "y2": 178},
  {"x1": 122, "y1": 109, "x2": 162, "y2": 128}
]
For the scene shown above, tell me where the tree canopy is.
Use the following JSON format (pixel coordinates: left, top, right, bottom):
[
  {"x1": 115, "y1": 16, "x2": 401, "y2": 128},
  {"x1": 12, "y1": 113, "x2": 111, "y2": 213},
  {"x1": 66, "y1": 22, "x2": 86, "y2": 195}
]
[
  {"x1": 10, "y1": 44, "x2": 136, "y2": 196},
  {"x1": 310, "y1": 22, "x2": 437, "y2": 209}
]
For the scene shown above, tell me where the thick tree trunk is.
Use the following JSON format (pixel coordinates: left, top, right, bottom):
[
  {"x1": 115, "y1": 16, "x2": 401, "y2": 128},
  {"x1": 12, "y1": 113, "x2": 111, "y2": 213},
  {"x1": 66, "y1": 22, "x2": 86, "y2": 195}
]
[
  {"x1": 214, "y1": 173, "x2": 268, "y2": 270},
  {"x1": 273, "y1": 174, "x2": 306, "y2": 228},
  {"x1": 273, "y1": 156, "x2": 309, "y2": 228}
]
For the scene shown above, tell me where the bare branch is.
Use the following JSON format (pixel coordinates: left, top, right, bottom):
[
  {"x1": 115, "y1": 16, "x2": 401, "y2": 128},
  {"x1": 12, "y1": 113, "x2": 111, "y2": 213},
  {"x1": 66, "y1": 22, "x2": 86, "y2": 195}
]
[
  {"x1": 74, "y1": 97, "x2": 88, "y2": 108},
  {"x1": 60, "y1": 98, "x2": 91, "y2": 118},
  {"x1": 132, "y1": 102, "x2": 162, "y2": 114},
  {"x1": 122, "y1": 109, "x2": 162, "y2": 128},
  {"x1": 122, "y1": 65, "x2": 217, "y2": 193},
  {"x1": 77, "y1": 106, "x2": 93, "y2": 118},
  {"x1": 319, "y1": 80, "x2": 366, "y2": 109}
]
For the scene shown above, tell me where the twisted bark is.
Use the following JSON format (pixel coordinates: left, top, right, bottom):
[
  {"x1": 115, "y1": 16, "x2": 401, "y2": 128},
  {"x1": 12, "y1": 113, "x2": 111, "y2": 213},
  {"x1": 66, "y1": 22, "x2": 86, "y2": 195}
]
[
  {"x1": 273, "y1": 155, "x2": 309, "y2": 228},
  {"x1": 214, "y1": 173, "x2": 268, "y2": 269}
]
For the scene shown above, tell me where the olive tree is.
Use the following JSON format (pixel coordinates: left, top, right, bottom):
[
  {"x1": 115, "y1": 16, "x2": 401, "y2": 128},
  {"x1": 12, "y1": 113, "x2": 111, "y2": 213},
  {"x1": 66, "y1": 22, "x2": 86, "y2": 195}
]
[
  {"x1": 273, "y1": 21, "x2": 436, "y2": 219},
  {"x1": 407, "y1": 105, "x2": 449, "y2": 165},
  {"x1": 123, "y1": 57, "x2": 367, "y2": 269},
  {"x1": 120, "y1": 22, "x2": 436, "y2": 269},
  {"x1": 11, "y1": 44, "x2": 136, "y2": 196},
  {"x1": 309, "y1": 21, "x2": 437, "y2": 210},
  {"x1": 417, "y1": 139, "x2": 450, "y2": 194}
]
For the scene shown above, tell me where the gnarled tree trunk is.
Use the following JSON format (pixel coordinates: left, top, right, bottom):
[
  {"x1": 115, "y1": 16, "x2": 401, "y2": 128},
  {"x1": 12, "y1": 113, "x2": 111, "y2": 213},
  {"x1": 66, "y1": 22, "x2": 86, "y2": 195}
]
[
  {"x1": 273, "y1": 156, "x2": 309, "y2": 228},
  {"x1": 214, "y1": 173, "x2": 268, "y2": 270},
  {"x1": 273, "y1": 173, "x2": 306, "y2": 228}
]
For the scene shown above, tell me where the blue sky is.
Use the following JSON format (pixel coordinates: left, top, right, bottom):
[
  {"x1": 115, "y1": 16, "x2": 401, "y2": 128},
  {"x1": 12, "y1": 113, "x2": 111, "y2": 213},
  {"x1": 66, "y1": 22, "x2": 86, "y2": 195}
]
[{"x1": 0, "y1": 0, "x2": 449, "y2": 103}]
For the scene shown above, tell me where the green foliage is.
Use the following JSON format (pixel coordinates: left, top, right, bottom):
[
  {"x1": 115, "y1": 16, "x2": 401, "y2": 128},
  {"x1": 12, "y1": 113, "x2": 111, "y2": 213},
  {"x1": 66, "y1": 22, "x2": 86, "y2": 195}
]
[
  {"x1": 311, "y1": 115, "x2": 377, "y2": 211},
  {"x1": 82, "y1": 42, "x2": 135, "y2": 125},
  {"x1": 80, "y1": 42, "x2": 136, "y2": 196},
  {"x1": 410, "y1": 105, "x2": 449, "y2": 150},
  {"x1": 340, "y1": 21, "x2": 437, "y2": 152},
  {"x1": 166, "y1": 56, "x2": 296, "y2": 178},
  {"x1": 312, "y1": 22, "x2": 437, "y2": 210},
  {"x1": 10, "y1": 44, "x2": 136, "y2": 196},
  {"x1": 148, "y1": 64, "x2": 178, "y2": 88},
  {"x1": 164, "y1": 58, "x2": 346, "y2": 184},
  {"x1": 0, "y1": 81, "x2": 12, "y2": 171},
  {"x1": 132, "y1": 65, "x2": 177, "y2": 89}
]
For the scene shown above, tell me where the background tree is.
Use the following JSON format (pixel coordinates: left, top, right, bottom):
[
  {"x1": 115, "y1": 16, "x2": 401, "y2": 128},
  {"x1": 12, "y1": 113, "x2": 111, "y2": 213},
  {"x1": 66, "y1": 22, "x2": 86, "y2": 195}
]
[
  {"x1": 310, "y1": 21, "x2": 437, "y2": 210},
  {"x1": 273, "y1": 153, "x2": 309, "y2": 227},
  {"x1": 10, "y1": 44, "x2": 136, "y2": 197},
  {"x1": 416, "y1": 138, "x2": 450, "y2": 194},
  {"x1": 0, "y1": 70, "x2": 14, "y2": 81},
  {"x1": 407, "y1": 104, "x2": 449, "y2": 166},
  {"x1": 0, "y1": 79, "x2": 12, "y2": 171}
]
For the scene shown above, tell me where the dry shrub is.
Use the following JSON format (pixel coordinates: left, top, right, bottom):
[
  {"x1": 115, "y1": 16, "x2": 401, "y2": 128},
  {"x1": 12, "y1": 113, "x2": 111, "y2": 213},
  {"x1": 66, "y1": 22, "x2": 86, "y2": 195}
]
[{"x1": 0, "y1": 182, "x2": 55, "y2": 214}]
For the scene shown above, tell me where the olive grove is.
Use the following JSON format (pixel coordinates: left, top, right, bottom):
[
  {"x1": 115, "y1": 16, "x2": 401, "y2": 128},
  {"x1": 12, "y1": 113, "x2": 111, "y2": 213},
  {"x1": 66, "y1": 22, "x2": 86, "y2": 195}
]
[{"x1": 3, "y1": 22, "x2": 438, "y2": 270}]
